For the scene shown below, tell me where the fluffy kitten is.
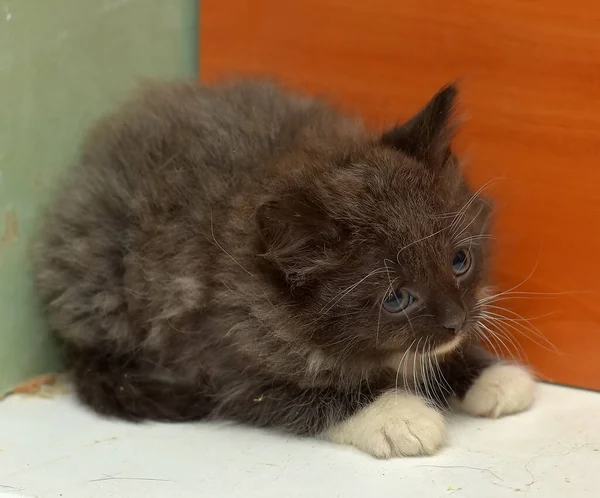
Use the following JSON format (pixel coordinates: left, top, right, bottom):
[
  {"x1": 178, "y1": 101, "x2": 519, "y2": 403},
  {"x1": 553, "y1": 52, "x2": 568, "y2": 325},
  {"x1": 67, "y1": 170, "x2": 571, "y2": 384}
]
[{"x1": 33, "y1": 80, "x2": 535, "y2": 458}]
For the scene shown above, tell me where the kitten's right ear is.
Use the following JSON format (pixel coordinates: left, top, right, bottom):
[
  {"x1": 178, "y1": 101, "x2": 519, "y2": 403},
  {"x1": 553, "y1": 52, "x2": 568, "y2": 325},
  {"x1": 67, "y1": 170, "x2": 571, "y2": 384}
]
[
  {"x1": 381, "y1": 84, "x2": 458, "y2": 168},
  {"x1": 256, "y1": 194, "x2": 341, "y2": 288}
]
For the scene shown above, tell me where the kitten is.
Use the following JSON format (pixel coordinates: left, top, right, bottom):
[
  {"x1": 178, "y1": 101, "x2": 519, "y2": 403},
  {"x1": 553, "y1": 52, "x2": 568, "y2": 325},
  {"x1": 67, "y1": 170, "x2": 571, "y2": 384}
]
[{"x1": 33, "y1": 80, "x2": 535, "y2": 458}]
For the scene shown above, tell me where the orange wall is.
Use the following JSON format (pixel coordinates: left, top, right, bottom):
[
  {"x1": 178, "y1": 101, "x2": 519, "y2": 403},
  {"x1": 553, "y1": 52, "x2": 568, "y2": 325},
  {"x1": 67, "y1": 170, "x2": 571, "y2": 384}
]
[{"x1": 199, "y1": 0, "x2": 600, "y2": 391}]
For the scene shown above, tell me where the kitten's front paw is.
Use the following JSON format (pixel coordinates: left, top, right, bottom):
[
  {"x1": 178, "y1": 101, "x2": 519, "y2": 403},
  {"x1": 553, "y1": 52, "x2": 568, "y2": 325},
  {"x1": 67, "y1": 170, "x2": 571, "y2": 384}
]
[
  {"x1": 322, "y1": 392, "x2": 446, "y2": 459},
  {"x1": 461, "y1": 364, "x2": 535, "y2": 418}
]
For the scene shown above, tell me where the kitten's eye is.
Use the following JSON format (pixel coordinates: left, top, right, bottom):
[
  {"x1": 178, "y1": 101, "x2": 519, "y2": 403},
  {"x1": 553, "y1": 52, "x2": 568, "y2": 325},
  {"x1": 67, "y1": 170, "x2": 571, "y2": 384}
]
[
  {"x1": 382, "y1": 289, "x2": 416, "y2": 313},
  {"x1": 452, "y1": 249, "x2": 472, "y2": 276}
]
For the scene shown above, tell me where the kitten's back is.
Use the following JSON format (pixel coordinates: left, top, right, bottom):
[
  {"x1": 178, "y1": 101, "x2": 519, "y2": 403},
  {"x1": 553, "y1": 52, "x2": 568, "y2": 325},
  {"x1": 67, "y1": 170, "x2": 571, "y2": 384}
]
[{"x1": 32, "y1": 79, "x2": 362, "y2": 359}]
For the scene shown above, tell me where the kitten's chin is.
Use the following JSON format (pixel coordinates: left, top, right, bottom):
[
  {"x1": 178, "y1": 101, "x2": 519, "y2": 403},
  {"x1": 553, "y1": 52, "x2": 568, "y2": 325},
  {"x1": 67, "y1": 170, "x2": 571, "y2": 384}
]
[
  {"x1": 433, "y1": 332, "x2": 465, "y2": 356},
  {"x1": 383, "y1": 333, "x2": 465, "y2": 372}
]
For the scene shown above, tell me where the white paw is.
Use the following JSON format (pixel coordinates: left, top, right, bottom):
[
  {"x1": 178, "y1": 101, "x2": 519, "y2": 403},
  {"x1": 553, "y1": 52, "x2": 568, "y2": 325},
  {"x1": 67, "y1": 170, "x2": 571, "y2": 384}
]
[
  {"x1": 322, "y1": 392, "x2": 447, "y2": 459},
  {"x1": 461, "y1": 363, "x2": 536, "y2": 418}
]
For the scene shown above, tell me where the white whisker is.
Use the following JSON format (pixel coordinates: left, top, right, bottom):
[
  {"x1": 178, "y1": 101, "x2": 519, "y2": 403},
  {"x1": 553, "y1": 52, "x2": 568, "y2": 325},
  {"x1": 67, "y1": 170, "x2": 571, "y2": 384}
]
[
  {"x1": 318, "y1": 267, "x2": 388, "y2": 316},
  {"x1": 449, "y1": 178, "x2": 501, "y2": 236},
  {"x1": 396, "y1": 226, "x2": 450, "y2": 264},
  {"x1": 454, "y1": 234, "x2": 495, "y2": 247},
  {"x1": 205, "y1": 210, "x2": 254, "y2": 276},
  {"x1": 452, "y1": 205, "x2": 484, "y2": 243},
  {"x1": 412, "y1": 338, "x2": 423, "y2": 398},
  {"x1": 395, "y1": 339, "x2": 417, "y2": 393},
  {"x1": 477, "y1": 322, "x2": 519, "y2": 361},
  {"x1": 480, "y1": 314, "x2": 560, "y2": 354},
  {"x1": 478, "y1": 318, "x2": 527, "y2": 363}
]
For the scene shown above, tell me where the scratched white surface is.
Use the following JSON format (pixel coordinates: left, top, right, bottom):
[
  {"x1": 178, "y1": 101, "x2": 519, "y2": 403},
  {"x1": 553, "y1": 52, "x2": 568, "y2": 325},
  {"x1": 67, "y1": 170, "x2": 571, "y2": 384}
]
[{"x1": 0, "y1": 384, "x2": 599, "y2": 498}]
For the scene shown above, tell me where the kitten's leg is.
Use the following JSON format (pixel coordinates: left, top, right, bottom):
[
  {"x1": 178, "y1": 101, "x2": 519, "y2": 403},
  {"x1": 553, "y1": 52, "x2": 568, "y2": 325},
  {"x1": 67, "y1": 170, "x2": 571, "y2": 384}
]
[
  {"x1": 213, "y1": 380, "x2": 446, "y2": 459},
  {"x1": 321, "y1": 391, "x2": 447, "y2": 458},
  {"x1": 442, "y1": 343, "x2": 536, "y2": 418},
  {"x1": 70, "y1": 348, "x2": 214, "y2": 422}
]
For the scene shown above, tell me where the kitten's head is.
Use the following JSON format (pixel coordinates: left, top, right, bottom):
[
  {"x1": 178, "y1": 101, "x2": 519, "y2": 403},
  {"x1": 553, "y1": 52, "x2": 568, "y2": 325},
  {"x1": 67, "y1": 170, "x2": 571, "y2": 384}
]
[{"x1": 256, "y1": 85, "x2": 493, "y2": 363}]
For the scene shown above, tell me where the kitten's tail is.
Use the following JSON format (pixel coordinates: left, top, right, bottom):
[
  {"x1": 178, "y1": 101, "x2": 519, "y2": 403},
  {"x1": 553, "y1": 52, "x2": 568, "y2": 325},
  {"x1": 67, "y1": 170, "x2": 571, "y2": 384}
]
[{"x1": 69, "y1": 349, "x2": 213, "y2": 422}]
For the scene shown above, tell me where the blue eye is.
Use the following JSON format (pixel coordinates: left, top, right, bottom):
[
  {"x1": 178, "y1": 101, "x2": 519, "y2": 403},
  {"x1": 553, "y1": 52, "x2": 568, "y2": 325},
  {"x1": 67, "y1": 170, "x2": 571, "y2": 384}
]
[
  {"x1": 452, "y1": 249, "x2": 472, "y2": 276},
  {"x1": 382, "y1": 289, "x2": 416, "y2": 313}
]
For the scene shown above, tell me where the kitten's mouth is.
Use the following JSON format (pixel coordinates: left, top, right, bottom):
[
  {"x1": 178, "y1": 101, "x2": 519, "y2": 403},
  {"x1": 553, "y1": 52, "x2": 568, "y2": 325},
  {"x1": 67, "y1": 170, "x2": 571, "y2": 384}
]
[
  {"x1": 384, "y1": 332, "x2": 465, "y2": 372},
  {"x1": 433, "y1": 332, "x2": 465, "y2": 356}
]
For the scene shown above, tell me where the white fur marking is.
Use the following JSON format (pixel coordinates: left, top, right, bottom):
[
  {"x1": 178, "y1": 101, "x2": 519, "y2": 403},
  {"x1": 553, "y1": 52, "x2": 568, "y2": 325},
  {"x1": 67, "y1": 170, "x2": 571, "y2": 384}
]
[
  {"x1": 306, "y1": 350, "x2": 327, "y2": 376},
  {"x1": 384, "y1": 334, "x2": 464, "y2": 377},
  {"x1": 322, "y1": 392, "x2": 447, "y2": 458},
  {"x1": 383, "y1": 352, "x2": 416, "y2": 380},
  {"x1": 174, "y1": 276, "x2": 203, "y2": 307},
  {"x1": 461, "y1": 363, "x2": 536, "y2": 418},
  {"x1": 434, "y1": 333, "x2": 464, "y2": 356}
]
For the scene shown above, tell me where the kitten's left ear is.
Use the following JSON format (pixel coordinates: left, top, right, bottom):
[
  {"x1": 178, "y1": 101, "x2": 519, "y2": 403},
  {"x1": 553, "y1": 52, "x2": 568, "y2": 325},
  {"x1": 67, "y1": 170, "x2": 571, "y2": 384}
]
[
  {"x1": 381, "y1": 84, "x2": 458, "y2": 168},
  {"x1": 256, "y1": 193, "x2": 343, "y2": 288}
]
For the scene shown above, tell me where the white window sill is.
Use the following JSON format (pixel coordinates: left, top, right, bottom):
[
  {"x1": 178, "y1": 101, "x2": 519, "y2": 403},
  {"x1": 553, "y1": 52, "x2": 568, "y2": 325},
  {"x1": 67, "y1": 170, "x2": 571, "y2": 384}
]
[{"x1": 1, "y1": 383, "x2": 599, "y2": 497}]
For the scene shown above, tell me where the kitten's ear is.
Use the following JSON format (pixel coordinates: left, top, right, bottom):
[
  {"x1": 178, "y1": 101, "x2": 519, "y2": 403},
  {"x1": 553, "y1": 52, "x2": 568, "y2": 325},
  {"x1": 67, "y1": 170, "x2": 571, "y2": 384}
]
[
  {"x1": 256, "y1": 194, "x2": 342, "y2": 288},
  {"x1": 381, "y1": 84, "x2": 458, "y2": 168}
]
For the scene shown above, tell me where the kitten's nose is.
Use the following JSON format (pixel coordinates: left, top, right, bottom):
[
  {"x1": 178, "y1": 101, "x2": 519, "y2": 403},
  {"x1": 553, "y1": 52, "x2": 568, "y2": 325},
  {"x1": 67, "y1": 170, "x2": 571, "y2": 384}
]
[{"x1": 439, "y1": 307, "x2": 466, "y2": 334}]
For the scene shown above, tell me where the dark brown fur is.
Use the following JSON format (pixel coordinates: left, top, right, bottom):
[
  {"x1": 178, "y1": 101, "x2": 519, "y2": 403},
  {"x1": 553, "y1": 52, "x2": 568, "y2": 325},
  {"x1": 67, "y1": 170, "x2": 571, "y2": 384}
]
[{"x1": 33, "y1": 80, "x2": 497, "y2": 435}]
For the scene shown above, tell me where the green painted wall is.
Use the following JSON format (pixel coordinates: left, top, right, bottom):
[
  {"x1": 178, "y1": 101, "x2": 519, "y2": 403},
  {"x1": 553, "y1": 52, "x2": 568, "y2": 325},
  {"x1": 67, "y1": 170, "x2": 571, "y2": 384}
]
[{"x1": 0, "y1": 0, "x2": 198, "y2": 394}]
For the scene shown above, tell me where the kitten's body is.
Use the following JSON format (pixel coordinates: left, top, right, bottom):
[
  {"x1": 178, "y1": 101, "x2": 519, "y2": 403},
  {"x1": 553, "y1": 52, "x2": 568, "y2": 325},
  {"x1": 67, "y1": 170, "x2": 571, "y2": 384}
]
[{"x1": 34, "y1": 81, "x2": 534, "y2": 457}]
